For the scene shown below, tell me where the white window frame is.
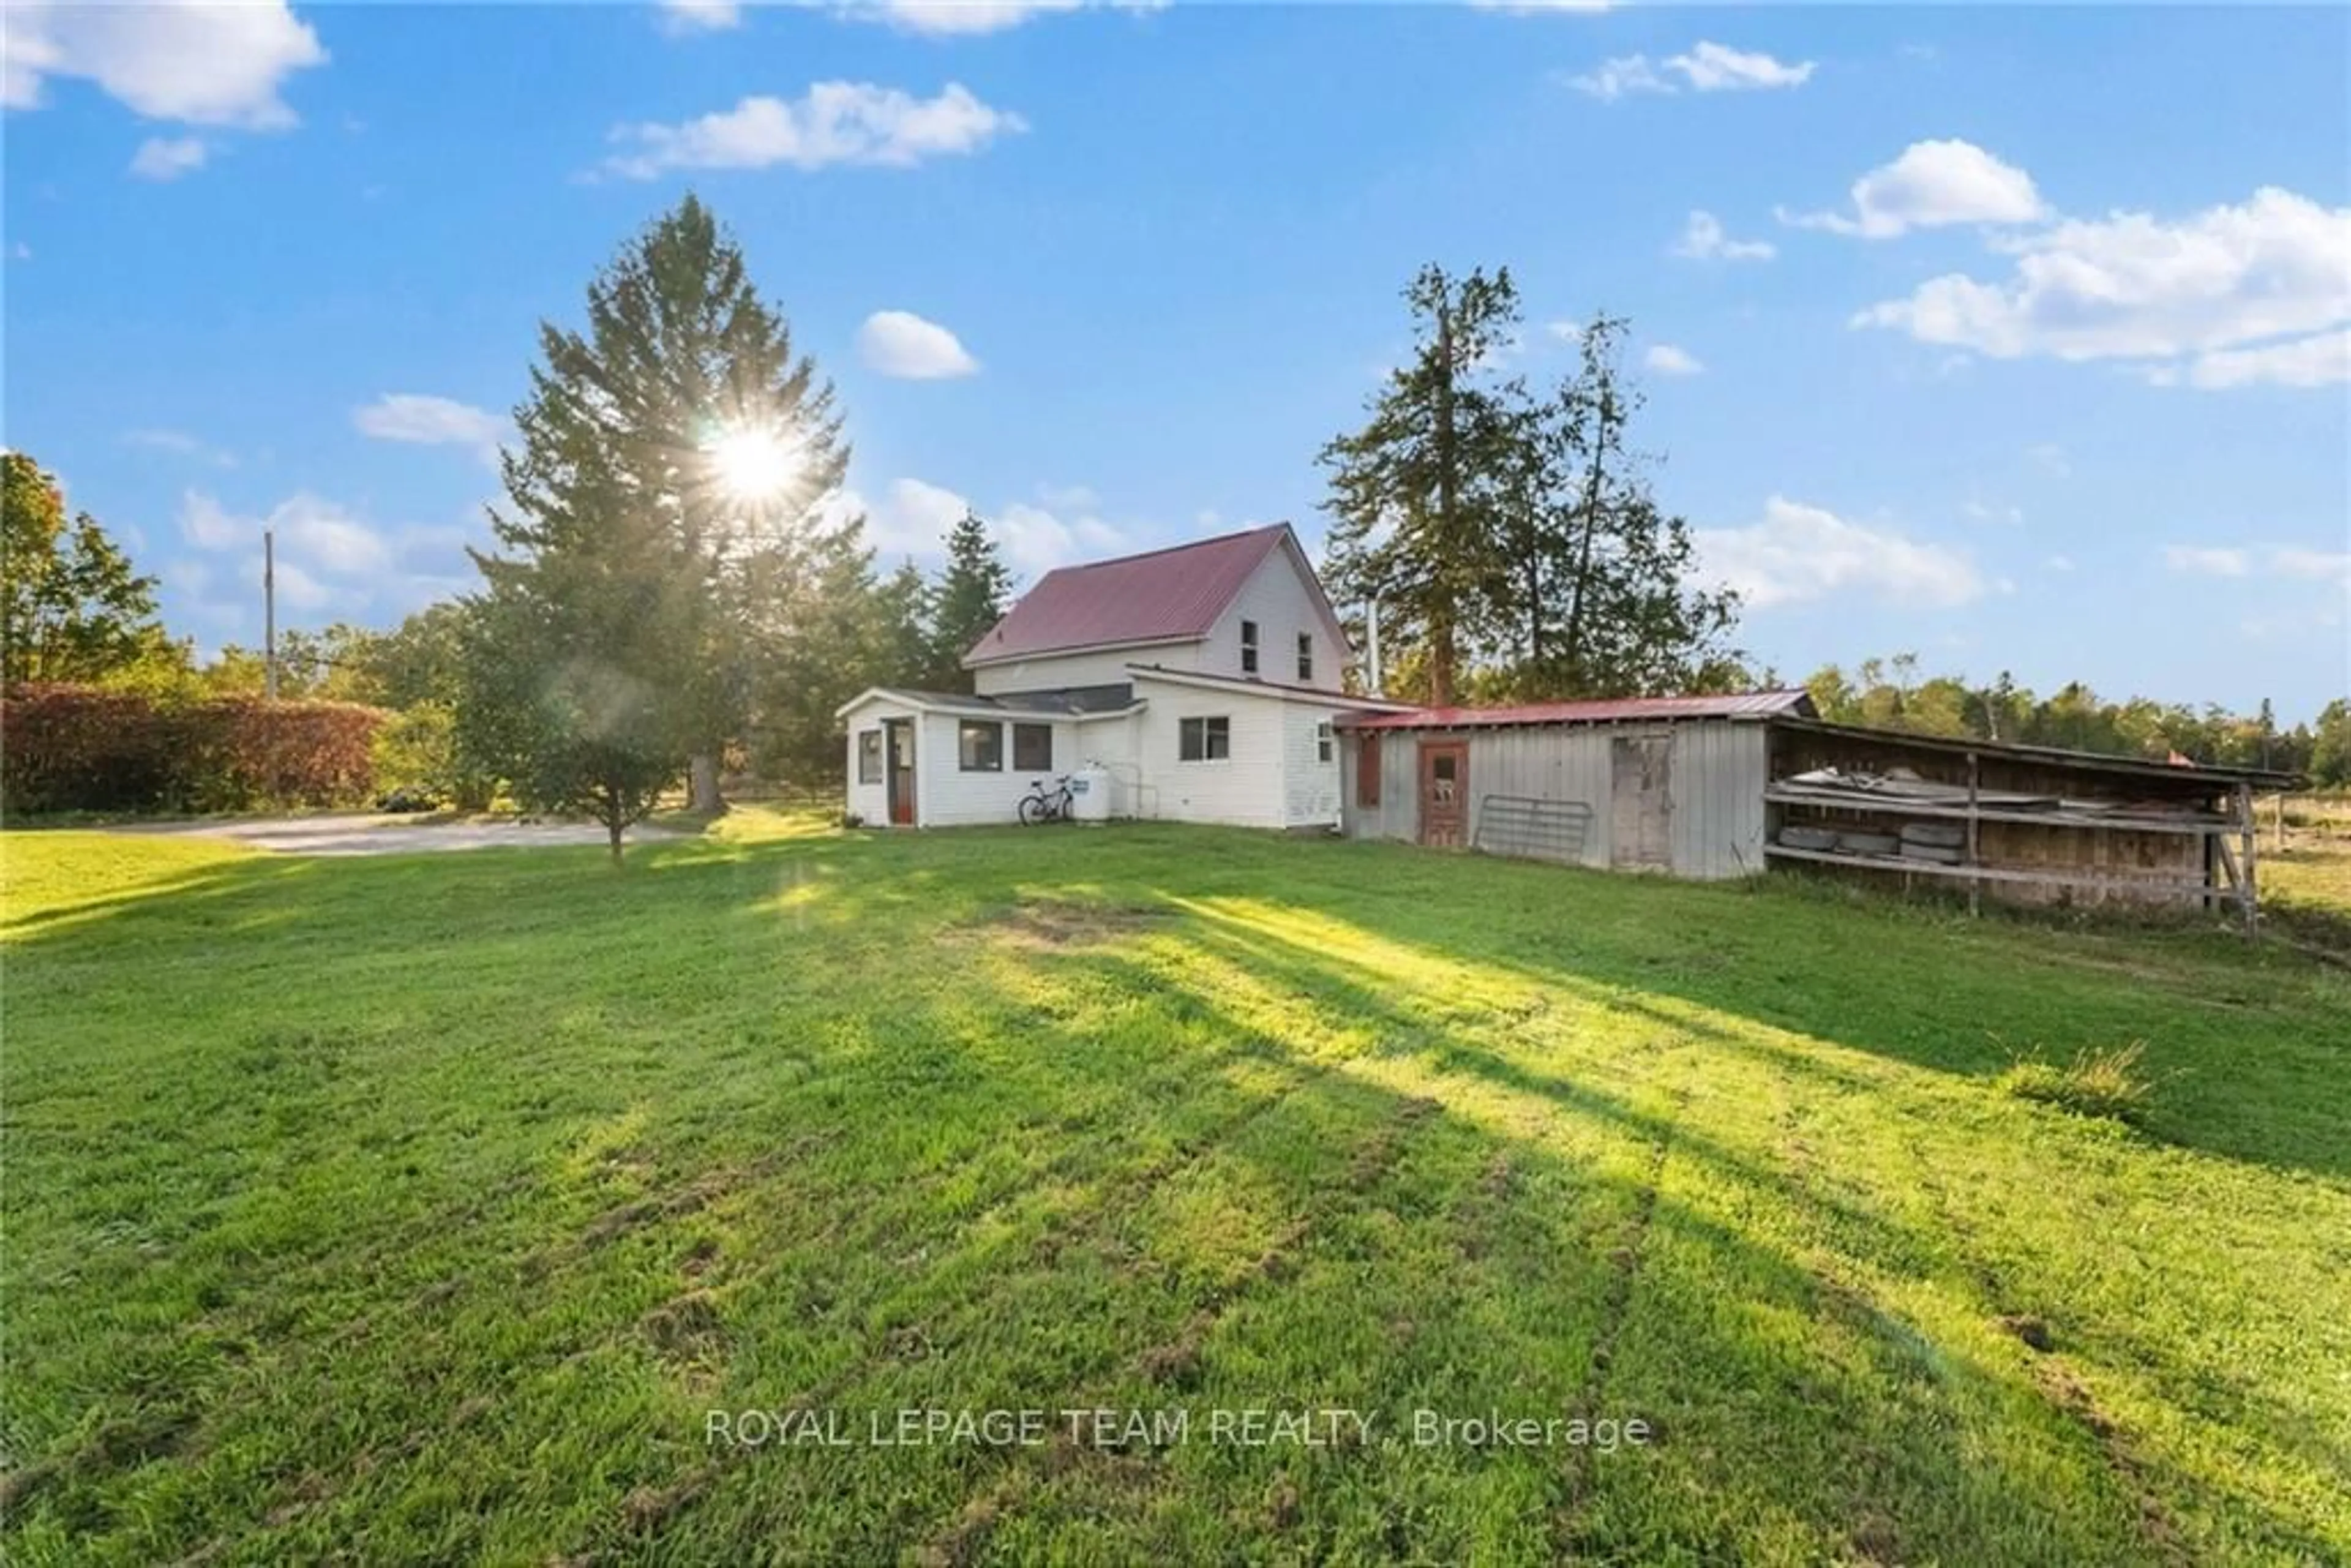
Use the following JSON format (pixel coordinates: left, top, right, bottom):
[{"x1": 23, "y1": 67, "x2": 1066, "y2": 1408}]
[
  {"x1": 958, "y1": 719, "x2": 1004, "y2": 772},
  {"x1": 857, "y1": 728, "x2": 883, "y2": 784},
  {"x1": 1240, "y1": 620, "x2": 1259, "y2": 676},
  {"x1": 1315, "y1": 721, "x2": 1334, "y2": 763},
  {"x1": 1297, "y1": 632, "x2": 1314, "y2": 683},
  {"x1": 1179, "y1": 715, "x2": 1231, "y2": 763}
]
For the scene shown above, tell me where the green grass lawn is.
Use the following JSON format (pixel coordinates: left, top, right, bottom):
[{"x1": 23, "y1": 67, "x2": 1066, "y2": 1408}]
[{"x1": 4, "y1": 819, "x2": 2347, "y2": 1565}]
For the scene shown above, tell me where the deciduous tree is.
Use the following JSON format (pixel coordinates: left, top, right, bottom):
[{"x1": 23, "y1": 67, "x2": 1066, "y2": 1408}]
[{"x1": 2, "y1": 452, "x2": 167, "y2": 683}]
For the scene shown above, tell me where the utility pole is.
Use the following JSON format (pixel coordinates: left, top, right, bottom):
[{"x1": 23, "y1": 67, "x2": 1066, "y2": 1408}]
[{"x1": 264, "y1": 528, "x2": 279, "y2": 700}]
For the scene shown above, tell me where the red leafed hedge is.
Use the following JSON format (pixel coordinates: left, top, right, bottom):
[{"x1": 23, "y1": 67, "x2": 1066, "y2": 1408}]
[{"x1": 2, "y1": 684, "x2": 389, "y2": 814}]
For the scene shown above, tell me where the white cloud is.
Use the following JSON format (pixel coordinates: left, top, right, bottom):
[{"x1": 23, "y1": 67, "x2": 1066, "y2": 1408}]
[
  {"x1": 850, "y1": 0, "x2": 1081, "y2": 36},
  {"x1": 1469, "y1": 0, "x2": 1616, "y2": 13},
  {"x1": 1569, "y1": 42, "x2": 1811, "y2": 100},
  {"x1": 1565, "y1": 54, "x2": 1670, "y2": 100},
  {"x1": 8, "y1": 242, "x2": 28, "y2": 261},
  {"x1": 856, "y1": 310, "x2": 980, "y2": 379},
  {"x1": 657, "y1": 0, "x2": 742, "y2": 32},
  {"x1": 352, "y1": 394, "x2": 506, "y2": 465},
  {"x1": 1544, "y1": 320, "x2": 1585, "y2": 345},
  {"x1": 2162, "y1": 546, "x2": 2250, "y2": 577},
  {"x1": 2158, "y1": 328, "x2": 2351, "y2": 391},
  {"x1": 2025, "y1": 442, "x2": 2071, "y2": 478},
  {"x1": 994, "y1": 500, "x2": 1128, "y2": 577},
  {"x1": 2, "y1": 1, "x2": 326, "y2": 128},
  {"x1": 850, "y1": 476, "x2": 1129, "y2": 576},
  {"x1": 1665, "y1": 41, "x2": 1814, "y2": 92},
  {"x1": 1644, "y1": 343, "x2": 1704, "y2": 377},
  {"x1": 179, "y1": 490, "x2": 392, "y2": 577},
  {"x1": 129, "y1": 135, "x2": 208, "y2": 181},
  {"x1": 1854, "y1": 188, "x2": 2350, "y2": 380},
  {"x1": 1671, "y1": 209, "x2": 1773, "y2": 262},
  {"x1": 1962, "y1": 498, "x2": 2023, "y2": 526},
  {"x1": 1782, "y1": 139, "x2": 2045, "y2": 239},
  {"x1": 2268, "y1": 546, "x2": 2351, "y2": 584},
  {"x1": 599, "y1": 82, "x2": 1023, "y2": 179},
  {"x1": 124, "y1": 428, "x2": 236, "y2": 468},
  {"x1": 1695, "y1": 496, "x2": 1984, "y2": 609},
  {"x1": 2044, "y1": 553, "x2": 2076, "y2": 572},
  {"x1": 861, "y1": 476, "x2": 971, "y2": 559}
]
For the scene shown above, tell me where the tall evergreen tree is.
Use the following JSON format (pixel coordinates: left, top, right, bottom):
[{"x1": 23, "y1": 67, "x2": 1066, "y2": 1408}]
[
  {"x1": 1320, "y1": 264, "x2": 1524, "y2": 706},
  {"x1": 484, "y1": 193, "x2": 852, "y2": 815},
  {"x1": 926, "y1": 509, "x2": 1014, "y2": 690},
  {"x1": 463, "y1": 195, "x2": 853, "y2": 852},
  {"x1": 2, "y1": 452, "x2": 167, "y2": 683}
]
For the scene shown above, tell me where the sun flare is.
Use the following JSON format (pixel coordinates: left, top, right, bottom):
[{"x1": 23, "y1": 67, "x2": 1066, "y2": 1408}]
[{"x1": 707, "y1": 426, "x2": 798, "y2": 501}]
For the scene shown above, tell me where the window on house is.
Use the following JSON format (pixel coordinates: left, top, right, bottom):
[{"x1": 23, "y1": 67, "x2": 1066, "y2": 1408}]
[
  {"x1": 1240, "y1": 620, "x2": 1259, "y2": 675},
  {"x1": 857, "y1": 729, "x2": 882, "y2": 784},
  {"x1": 1297, "y1": 633, "x2": 1314, "y2": 683},
  {"x1": 1357, "y1": 733, "x2": 1381, "y2": 806},
  {"x1": 1180, "y1": 716, "x2": 1231, "y2": 762},
  {"x1": 958, "y1": 720, "x2": 1003, "y2": 771},
  {"x1": 1012, "y1": 722, "x2": 1053, "y2": 773},
  {"x1": 1316, "y1": 721, "x2": 1335, "y2": 763}
]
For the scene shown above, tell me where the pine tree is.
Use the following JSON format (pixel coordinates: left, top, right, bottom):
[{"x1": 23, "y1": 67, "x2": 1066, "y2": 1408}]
[
  {"x1": 484, "y1": 193, "x2": 851, "y2": 817},
  {"x1": 463, "y1": 195, "x2": 852, "y2": 854},
  {"x1": 1320, "y1": 264, "x2": 1524, "y2": 707},
  {"x1": 926, "y1": 510, "x2": 1014, "y2": 690}
]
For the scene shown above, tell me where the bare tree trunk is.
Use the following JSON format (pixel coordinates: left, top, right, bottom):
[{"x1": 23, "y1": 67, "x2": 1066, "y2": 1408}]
[
  {"x1": 1559, "y1": 386, "x2": 1613, "y2": 695},
  {"x1": 1431, "y1": 304, "x2": 1460, "y2": 707},
  {"x1": 687, "y1": 751, "x2": 724, "y2": 816}
]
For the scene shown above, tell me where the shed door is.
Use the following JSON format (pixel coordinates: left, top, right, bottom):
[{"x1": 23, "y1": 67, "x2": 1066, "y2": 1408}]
[
  {"x1": 1418, "y1": 741, "x2": 1468, "y2": 849},
  {"x1": 1610, "y1": 735, "x2": 1672, "y2": 870}
]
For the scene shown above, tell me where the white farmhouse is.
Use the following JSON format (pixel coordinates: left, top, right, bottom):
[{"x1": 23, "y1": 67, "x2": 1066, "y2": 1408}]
[{"x1": 837, "y1": 523, "x2": 1412, "y2": 830}]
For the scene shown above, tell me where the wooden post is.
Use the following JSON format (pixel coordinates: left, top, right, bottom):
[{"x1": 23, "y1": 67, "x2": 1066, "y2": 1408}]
[
  {"x1": 2274, "y1": 791, "x2": 2287, "y2": 855},
  {"x1": 1966, "y1": 751, "x2": 1981, "y2": 918},
  {"x1": 2239, "y1": 781, "x2": 2258, "y2": 940}
]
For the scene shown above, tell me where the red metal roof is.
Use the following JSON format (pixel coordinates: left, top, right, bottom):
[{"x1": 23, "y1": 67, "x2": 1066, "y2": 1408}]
[
  {"x1": 1335, "y1": 689, "x2": 1817, "y2": 730},
  {"x1": 965, "y1": 524, "x2": 1293, "y2": 667}
]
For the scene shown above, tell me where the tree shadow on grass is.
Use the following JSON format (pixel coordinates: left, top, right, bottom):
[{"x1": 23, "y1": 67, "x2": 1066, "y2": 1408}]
[{"x1": 5, "y1": 827, "x2": 2345, "y2": 1562}]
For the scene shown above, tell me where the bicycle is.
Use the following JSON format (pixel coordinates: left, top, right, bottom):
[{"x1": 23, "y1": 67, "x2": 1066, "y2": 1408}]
[{"x1": 1019, "y1": 775, "x2": 1075, "y2": 825}]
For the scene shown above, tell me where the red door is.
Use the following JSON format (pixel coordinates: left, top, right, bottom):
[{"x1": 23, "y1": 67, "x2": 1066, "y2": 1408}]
[
  {"x1": 1418, "y1": 741, "x2": 1468, "y2": 848},
  {"x1": 886, "y1": 721, "x2": 916, "y2": 826}
]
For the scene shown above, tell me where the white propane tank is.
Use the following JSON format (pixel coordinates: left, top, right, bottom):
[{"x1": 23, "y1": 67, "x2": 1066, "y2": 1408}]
[{"x1": 1070, "y1": 765, "x2": 1112, "y2": 824}]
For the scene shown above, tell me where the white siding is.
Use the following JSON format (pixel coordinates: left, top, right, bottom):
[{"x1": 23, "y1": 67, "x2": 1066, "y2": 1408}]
[
  {"x1": 917, "y1": 712, "x2": 1083, "y2": 828},
  {"x1": 972, "y1": 642, "x2": 1198, "y2": 696},
  {"x1": 1198, "y1": 544, "x2": 1348, "y2": 691},
  {"x1": 841, "y1": 700, "x2": 916, "y2": 827},
  {"x1": 1130, "y1": 677, "x2": 1290, "y2": 828},
  {"x1": 1281, "y1": 707, "x2": 1341, "y2": 827}
]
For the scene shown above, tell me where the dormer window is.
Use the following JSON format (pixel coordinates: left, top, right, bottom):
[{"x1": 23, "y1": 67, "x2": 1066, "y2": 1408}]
[
  {"x1": 1240, "y1": 620, "x2": 1259, "y2": 675},
  {"x1": 1297, "y1": 632, "x2": 1314, "y2": 683}
]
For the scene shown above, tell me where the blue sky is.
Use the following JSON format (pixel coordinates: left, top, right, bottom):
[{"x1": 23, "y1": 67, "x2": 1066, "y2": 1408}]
[{"x1": 5, "y1": 2, "x2": 2347, "y2": 719}]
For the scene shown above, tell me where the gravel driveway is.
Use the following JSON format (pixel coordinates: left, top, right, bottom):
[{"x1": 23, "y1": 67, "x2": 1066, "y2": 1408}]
[{"x1": 118, "y1": 814, "x2": 684, "y2": 857}]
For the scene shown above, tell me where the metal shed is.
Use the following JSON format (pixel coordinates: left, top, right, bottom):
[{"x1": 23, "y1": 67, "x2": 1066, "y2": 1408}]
[
  {"x1": 1337, "y1": 691, "x2": 2293, "y2": 931},
  {"x1": 1333, "y1": 691, "x2": 1815, "y2": 880}
]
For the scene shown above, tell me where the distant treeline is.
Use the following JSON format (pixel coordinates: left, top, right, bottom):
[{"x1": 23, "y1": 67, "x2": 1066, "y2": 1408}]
[{"x1": 1804, "y1": 653, "x2": 2348, "y2": 786}]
